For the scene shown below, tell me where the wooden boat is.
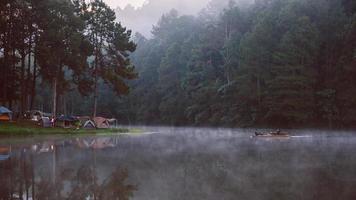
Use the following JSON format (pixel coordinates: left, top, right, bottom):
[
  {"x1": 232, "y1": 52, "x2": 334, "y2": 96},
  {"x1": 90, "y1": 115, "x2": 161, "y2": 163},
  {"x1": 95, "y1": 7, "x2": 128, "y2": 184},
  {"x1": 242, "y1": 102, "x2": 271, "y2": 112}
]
[{"x1": 253, "y1": 131, "x2": 290, "y2": 138}]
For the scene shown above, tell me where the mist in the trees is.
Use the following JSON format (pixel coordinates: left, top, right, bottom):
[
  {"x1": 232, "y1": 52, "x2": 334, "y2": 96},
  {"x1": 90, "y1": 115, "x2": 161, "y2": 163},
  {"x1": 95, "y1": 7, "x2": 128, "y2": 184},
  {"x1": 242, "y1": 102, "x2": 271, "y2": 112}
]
[
  {"x1": 1, "y1": 1, "x2": 356, "y2": 199},
  {"x1": 120, "y1": 0, "x2": 356, "y2": 128},
  {"x1": 115, "y1": 0, "x2": 253, "y2": 37}
]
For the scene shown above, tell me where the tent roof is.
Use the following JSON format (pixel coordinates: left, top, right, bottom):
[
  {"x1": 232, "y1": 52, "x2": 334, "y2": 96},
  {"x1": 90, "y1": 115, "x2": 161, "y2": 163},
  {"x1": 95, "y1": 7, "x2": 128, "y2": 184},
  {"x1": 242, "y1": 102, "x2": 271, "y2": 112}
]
[
  {"x1": 27, "y1": 110, "x2": 52, "y2": 117},
  {"x1": 77, "y1": 116, "x2": 91, "y2": 123},
  {"x1": 93, "y1": 117, "x2": 109, "y2": 125},
  {"x1": 56, "y1": 115, "x2": 78, "y2": 122},
  {"x1": 0, "y1": 106, "x2": 12, "y2": 114},
  {"x1": 0, "y1": 155, "x2": 10, "y2": 161},
  {"x1": 83, "y1": 120, "x2": 96, "y2": 128},
  {"x1": 93, "y1": 117, "x2": 110, "y2": 128}
]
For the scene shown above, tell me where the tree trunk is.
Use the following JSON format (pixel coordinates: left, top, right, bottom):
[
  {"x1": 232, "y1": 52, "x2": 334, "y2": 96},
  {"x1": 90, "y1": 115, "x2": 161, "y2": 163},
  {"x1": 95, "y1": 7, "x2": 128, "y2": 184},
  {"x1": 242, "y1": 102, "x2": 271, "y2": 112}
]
[
  {"x1": 23, "y1": 152, "x2": 28, "y2": 200},
  {"x1": 257, "y1": 75, "x2": 261, "y2": 106},
  {"x1": 21, "y1": 48, "x2": 26, "y2": 114},
  {"x1": 10, "y1": 48, "x2": 16, "y2": 110},
  {"x1": 31, "y1": 154, "x2": 35, "y2": 200},
  {"x1": 30, "y1": 33, "x2": 38, "y2": 110},
  {"x1": 63, "y1": 95, "x2": 67, "y2": 116},
  {"x1": 10, "y1": 156, "x2": 14, "y2": 199},
  {"x1": 225, "y1": 20, "x2": 232, "y2": 84},
  {"x1": 2, "y1": 40, "x2": 8, "y2": 104},
  {"x1": 9, "y1": 100, "x2": 12, "y2": 111},
  {"x1": 1, "y1": 2, "x2": 11, "y2": 106},
  {"x1": 52, "y1": 78, "x2": 58, "y2": 118},
  {"x1": 19, "y1": 153, "x2": 24, "y2": 200},
  {"x1": 93, "y1": 73, "x2": 98, "y2": 118},
  {"x1": 26, "y1": 32, "x2": 32, "y2": 111},
  {"x1": 93, "y1": 44, "x2": 99, "y2": 118},
  {"x1": 93, "y1": 34, "x2": 104, "y2": 118}
]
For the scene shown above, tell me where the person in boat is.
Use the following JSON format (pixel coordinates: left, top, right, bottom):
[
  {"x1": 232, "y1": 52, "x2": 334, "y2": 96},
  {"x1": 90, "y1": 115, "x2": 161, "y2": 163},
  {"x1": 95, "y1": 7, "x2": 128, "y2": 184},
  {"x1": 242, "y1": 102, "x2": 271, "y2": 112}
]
[
  {"x1": 255, "y1": 132, "x2": 263, "y2": 136},
  {"x1": 255, "y1": 129, "x2": 284, "y2": 136},
  {"x1": 269, "y1": 129, "x2": 281, "y2": 135}
]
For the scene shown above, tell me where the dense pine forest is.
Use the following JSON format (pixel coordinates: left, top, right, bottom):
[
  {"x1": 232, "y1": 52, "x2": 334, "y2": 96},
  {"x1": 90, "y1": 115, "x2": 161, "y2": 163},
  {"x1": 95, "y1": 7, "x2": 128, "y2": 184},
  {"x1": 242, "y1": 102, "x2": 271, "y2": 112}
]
[
  {"x1": 0, "y1": 0, "x2": 136, "y2": 118},
  {"x1": 124, "y1": 0, "x2": 356, "y2": 128},
  {"x1": 1, "y1": 0, "x2": 356, "y2": 128}
]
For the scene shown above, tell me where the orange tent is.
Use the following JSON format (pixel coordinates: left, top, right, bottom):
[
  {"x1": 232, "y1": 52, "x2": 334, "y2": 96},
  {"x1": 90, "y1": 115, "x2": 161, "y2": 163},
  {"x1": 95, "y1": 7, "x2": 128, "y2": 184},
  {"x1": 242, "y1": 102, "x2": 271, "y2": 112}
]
[
  {"x1": 93, "y1": 117, "x2": 110, "y2": 129},
  {"x1": 0, "y1": 106, "x2": 12, "y2": 121}
]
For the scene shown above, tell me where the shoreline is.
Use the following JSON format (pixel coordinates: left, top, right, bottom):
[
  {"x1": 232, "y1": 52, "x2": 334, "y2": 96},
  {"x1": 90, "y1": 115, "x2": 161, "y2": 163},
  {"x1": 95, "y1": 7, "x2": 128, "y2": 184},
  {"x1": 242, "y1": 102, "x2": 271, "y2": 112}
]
[{"x1": 0, "y1": 122, "x2": 131, "y2": 135}]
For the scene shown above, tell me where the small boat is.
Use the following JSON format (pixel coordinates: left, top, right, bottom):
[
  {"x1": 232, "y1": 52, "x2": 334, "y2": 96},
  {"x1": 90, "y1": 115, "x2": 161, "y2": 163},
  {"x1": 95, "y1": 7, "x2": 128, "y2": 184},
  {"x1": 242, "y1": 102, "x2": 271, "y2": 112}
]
[{"x1": 253, "y1": 130, "x2": 290, "y2": 138}]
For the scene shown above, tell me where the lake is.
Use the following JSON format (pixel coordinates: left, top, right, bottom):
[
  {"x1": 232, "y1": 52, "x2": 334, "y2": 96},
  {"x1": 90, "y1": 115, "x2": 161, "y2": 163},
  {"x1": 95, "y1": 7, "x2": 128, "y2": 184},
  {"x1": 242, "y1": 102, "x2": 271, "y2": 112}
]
[{"x1": 1, "y1": 127, "x2": 356, "y2": 200}]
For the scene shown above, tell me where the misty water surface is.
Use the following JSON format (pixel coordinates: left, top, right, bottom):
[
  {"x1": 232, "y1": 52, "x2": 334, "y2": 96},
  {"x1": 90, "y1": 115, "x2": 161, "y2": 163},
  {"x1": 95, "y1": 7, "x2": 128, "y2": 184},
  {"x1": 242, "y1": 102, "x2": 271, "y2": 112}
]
[{"x1": 1, "y1": 127, "x2": 356, "y2": 200}]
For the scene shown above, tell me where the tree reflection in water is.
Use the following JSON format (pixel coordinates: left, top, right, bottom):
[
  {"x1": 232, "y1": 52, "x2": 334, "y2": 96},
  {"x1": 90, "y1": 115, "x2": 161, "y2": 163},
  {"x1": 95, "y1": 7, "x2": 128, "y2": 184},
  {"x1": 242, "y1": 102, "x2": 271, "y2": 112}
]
[{"x1": 0, "y1": 145, "x2": 137, "y2": 200}]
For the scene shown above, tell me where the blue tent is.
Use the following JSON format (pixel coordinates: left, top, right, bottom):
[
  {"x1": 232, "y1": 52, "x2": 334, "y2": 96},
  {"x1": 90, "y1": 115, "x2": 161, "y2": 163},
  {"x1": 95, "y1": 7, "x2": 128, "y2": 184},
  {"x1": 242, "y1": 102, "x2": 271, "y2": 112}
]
[
  {"x1": 0, "y1": 154, "x2": 10, "y2": 161},
  {"x1": 0, "y1": 106, "x2": 12, "y2": 114},
  {"x1": 56, "y1": 115, "x2": 78, "y2": 122},
  {"x1": 0, "y1": 106, "x2": 12, "y2": 121},
  {"x1": 55, "y1": 115, "x2": 78, "y2": 128}
]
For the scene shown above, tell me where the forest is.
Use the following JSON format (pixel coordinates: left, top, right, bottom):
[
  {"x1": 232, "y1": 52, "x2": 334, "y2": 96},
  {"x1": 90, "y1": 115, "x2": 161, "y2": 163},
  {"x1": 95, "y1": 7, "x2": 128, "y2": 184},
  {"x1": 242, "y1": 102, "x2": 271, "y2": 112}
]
[
  {"x1": 1, "y1": 0, "x2": 356, "y2": 128},
  {"x1": 0, "y1": 0, "x2": 136, "y2": 118},
  {"x1": 124, "y1": 0, "x2": 356, "y2": 128}
]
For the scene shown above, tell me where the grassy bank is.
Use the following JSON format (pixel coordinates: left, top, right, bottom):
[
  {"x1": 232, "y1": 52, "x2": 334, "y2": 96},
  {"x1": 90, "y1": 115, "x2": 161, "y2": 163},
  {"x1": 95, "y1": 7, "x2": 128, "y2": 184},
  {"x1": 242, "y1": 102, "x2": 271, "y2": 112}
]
[{"x1": 0, "y1": 122, "x2": 131, "y2": 135}]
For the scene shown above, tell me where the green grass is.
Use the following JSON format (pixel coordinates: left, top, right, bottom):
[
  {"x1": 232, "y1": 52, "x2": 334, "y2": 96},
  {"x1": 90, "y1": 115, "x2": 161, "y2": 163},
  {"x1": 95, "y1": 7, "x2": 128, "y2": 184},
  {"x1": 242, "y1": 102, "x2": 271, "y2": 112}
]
[{"x1": 0, "y1": 122, "x2": 132, "y2": 135}]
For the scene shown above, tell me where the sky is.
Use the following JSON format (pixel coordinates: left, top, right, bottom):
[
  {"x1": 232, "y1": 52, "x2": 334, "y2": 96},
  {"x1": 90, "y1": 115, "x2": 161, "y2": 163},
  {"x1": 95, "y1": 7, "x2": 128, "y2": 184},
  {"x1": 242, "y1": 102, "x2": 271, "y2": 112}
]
[
  {"x1": 103, "y1": 0, "x2": 146, "y2": 9},
  {"x1": 113, "y1": 0, "x2": 215, "y2": 37},
  {"x1": 104, "y1": 0, "x2": 245, "y2": 38}
]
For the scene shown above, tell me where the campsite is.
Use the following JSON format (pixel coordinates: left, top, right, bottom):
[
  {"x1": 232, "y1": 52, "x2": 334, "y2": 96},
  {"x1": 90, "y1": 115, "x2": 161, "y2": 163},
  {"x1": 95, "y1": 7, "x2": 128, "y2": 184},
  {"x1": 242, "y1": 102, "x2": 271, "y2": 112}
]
[
  {"x1": 1, "y1": 0, "x2": 356, "y2": 200},
  {"x1": 0, "y1": 106, "x2": 127, "y2": 135}
]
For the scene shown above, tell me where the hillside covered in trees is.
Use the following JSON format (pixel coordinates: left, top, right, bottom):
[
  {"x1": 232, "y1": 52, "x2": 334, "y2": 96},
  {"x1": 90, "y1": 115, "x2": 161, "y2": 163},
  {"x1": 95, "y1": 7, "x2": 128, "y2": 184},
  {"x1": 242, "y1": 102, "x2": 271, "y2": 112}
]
[
  {"x1": 121, "y1": 0, "x2": 356, "y2": 128},
  {"x1": 1, "y1": 0, "x2": 356, "y2": 128}
]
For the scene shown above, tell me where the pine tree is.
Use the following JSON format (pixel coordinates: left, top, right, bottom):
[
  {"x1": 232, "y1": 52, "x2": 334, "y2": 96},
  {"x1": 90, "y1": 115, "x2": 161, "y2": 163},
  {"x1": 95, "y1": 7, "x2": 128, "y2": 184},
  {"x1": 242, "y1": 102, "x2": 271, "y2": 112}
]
[
  {"x1": 36, "y1": 0, "x2": 88, "y2": 117},
  {"x1": 84, "y1": 0, "x2": 137, "y2": 117},
  {"x1": 265, "y1": 16, "x2": 319, "y2": 125}
]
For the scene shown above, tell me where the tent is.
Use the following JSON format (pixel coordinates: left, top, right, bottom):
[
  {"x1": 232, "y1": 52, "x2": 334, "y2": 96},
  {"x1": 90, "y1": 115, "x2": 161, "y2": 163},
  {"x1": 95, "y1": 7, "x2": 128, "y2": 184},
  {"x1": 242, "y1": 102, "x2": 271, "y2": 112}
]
[
  {"x1": 55, "y1": 115, "x2": 78, "y2": 128},
  {"x1": 0, "y1": 106, "x2": 12, "y2": 121},
  {"x1": 83, "y1": 120, "x2": 96, "y2": 129},
  {"x1": 91, "y1": 137, "x2": 115, "y2": 149},
  {"x1": 24, "y1": 110, "x2": 51, "y2": 122},
  {"x1": 93, "y1": 117, "x2": 110, "y2": 129},
  {"x1": 77, "y1": 116, "x2": 96, "y2": 129},
  {"x1": 41, "y1": 117, "x2": 52, "y2": 128},
  {"x1": 108, "y1": 118, "x2": 118, "y2": 128}
]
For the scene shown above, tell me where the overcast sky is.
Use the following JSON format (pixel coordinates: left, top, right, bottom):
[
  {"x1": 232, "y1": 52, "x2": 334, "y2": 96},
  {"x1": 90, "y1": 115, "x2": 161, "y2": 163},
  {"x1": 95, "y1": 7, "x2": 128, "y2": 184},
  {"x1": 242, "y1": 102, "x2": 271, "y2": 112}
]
[
  {"x1": 113, "y1": 0, "x2": 214, "y2": 37},
  {"x1": 103, "y1": 0, "x2": 248, "y2": 38},
  {"x1": 103, "y1": 0, "x2": 146, "y2": 9}
]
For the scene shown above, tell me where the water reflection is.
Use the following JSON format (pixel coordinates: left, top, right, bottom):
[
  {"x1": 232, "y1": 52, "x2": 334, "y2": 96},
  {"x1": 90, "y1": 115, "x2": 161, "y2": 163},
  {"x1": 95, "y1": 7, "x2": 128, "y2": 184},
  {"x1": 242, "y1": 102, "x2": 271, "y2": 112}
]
[
  {"x1": 1, "y1": 128, "x2": 356, "y2": 200},
  {"x1": 0, "y1": 138, "x2": 137, "y2": 200}
]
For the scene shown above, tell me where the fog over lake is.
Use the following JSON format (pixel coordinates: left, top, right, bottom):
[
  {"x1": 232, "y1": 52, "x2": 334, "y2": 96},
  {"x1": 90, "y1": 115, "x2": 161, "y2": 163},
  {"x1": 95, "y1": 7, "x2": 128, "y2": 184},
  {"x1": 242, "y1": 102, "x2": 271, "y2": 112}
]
[
  {"x1": 1, "y1": 0, "x2": 355, "y2": 199},
  {"x1": 1, "y1": 127, "x2": 356, "y2": 200}
]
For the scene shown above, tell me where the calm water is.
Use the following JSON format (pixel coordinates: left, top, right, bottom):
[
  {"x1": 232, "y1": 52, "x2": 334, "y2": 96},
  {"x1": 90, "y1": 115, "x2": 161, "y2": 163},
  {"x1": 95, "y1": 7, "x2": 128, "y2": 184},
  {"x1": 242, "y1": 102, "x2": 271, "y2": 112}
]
[{"x1": 1, "y1": 127, "x2": 356, "y2": 200}]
